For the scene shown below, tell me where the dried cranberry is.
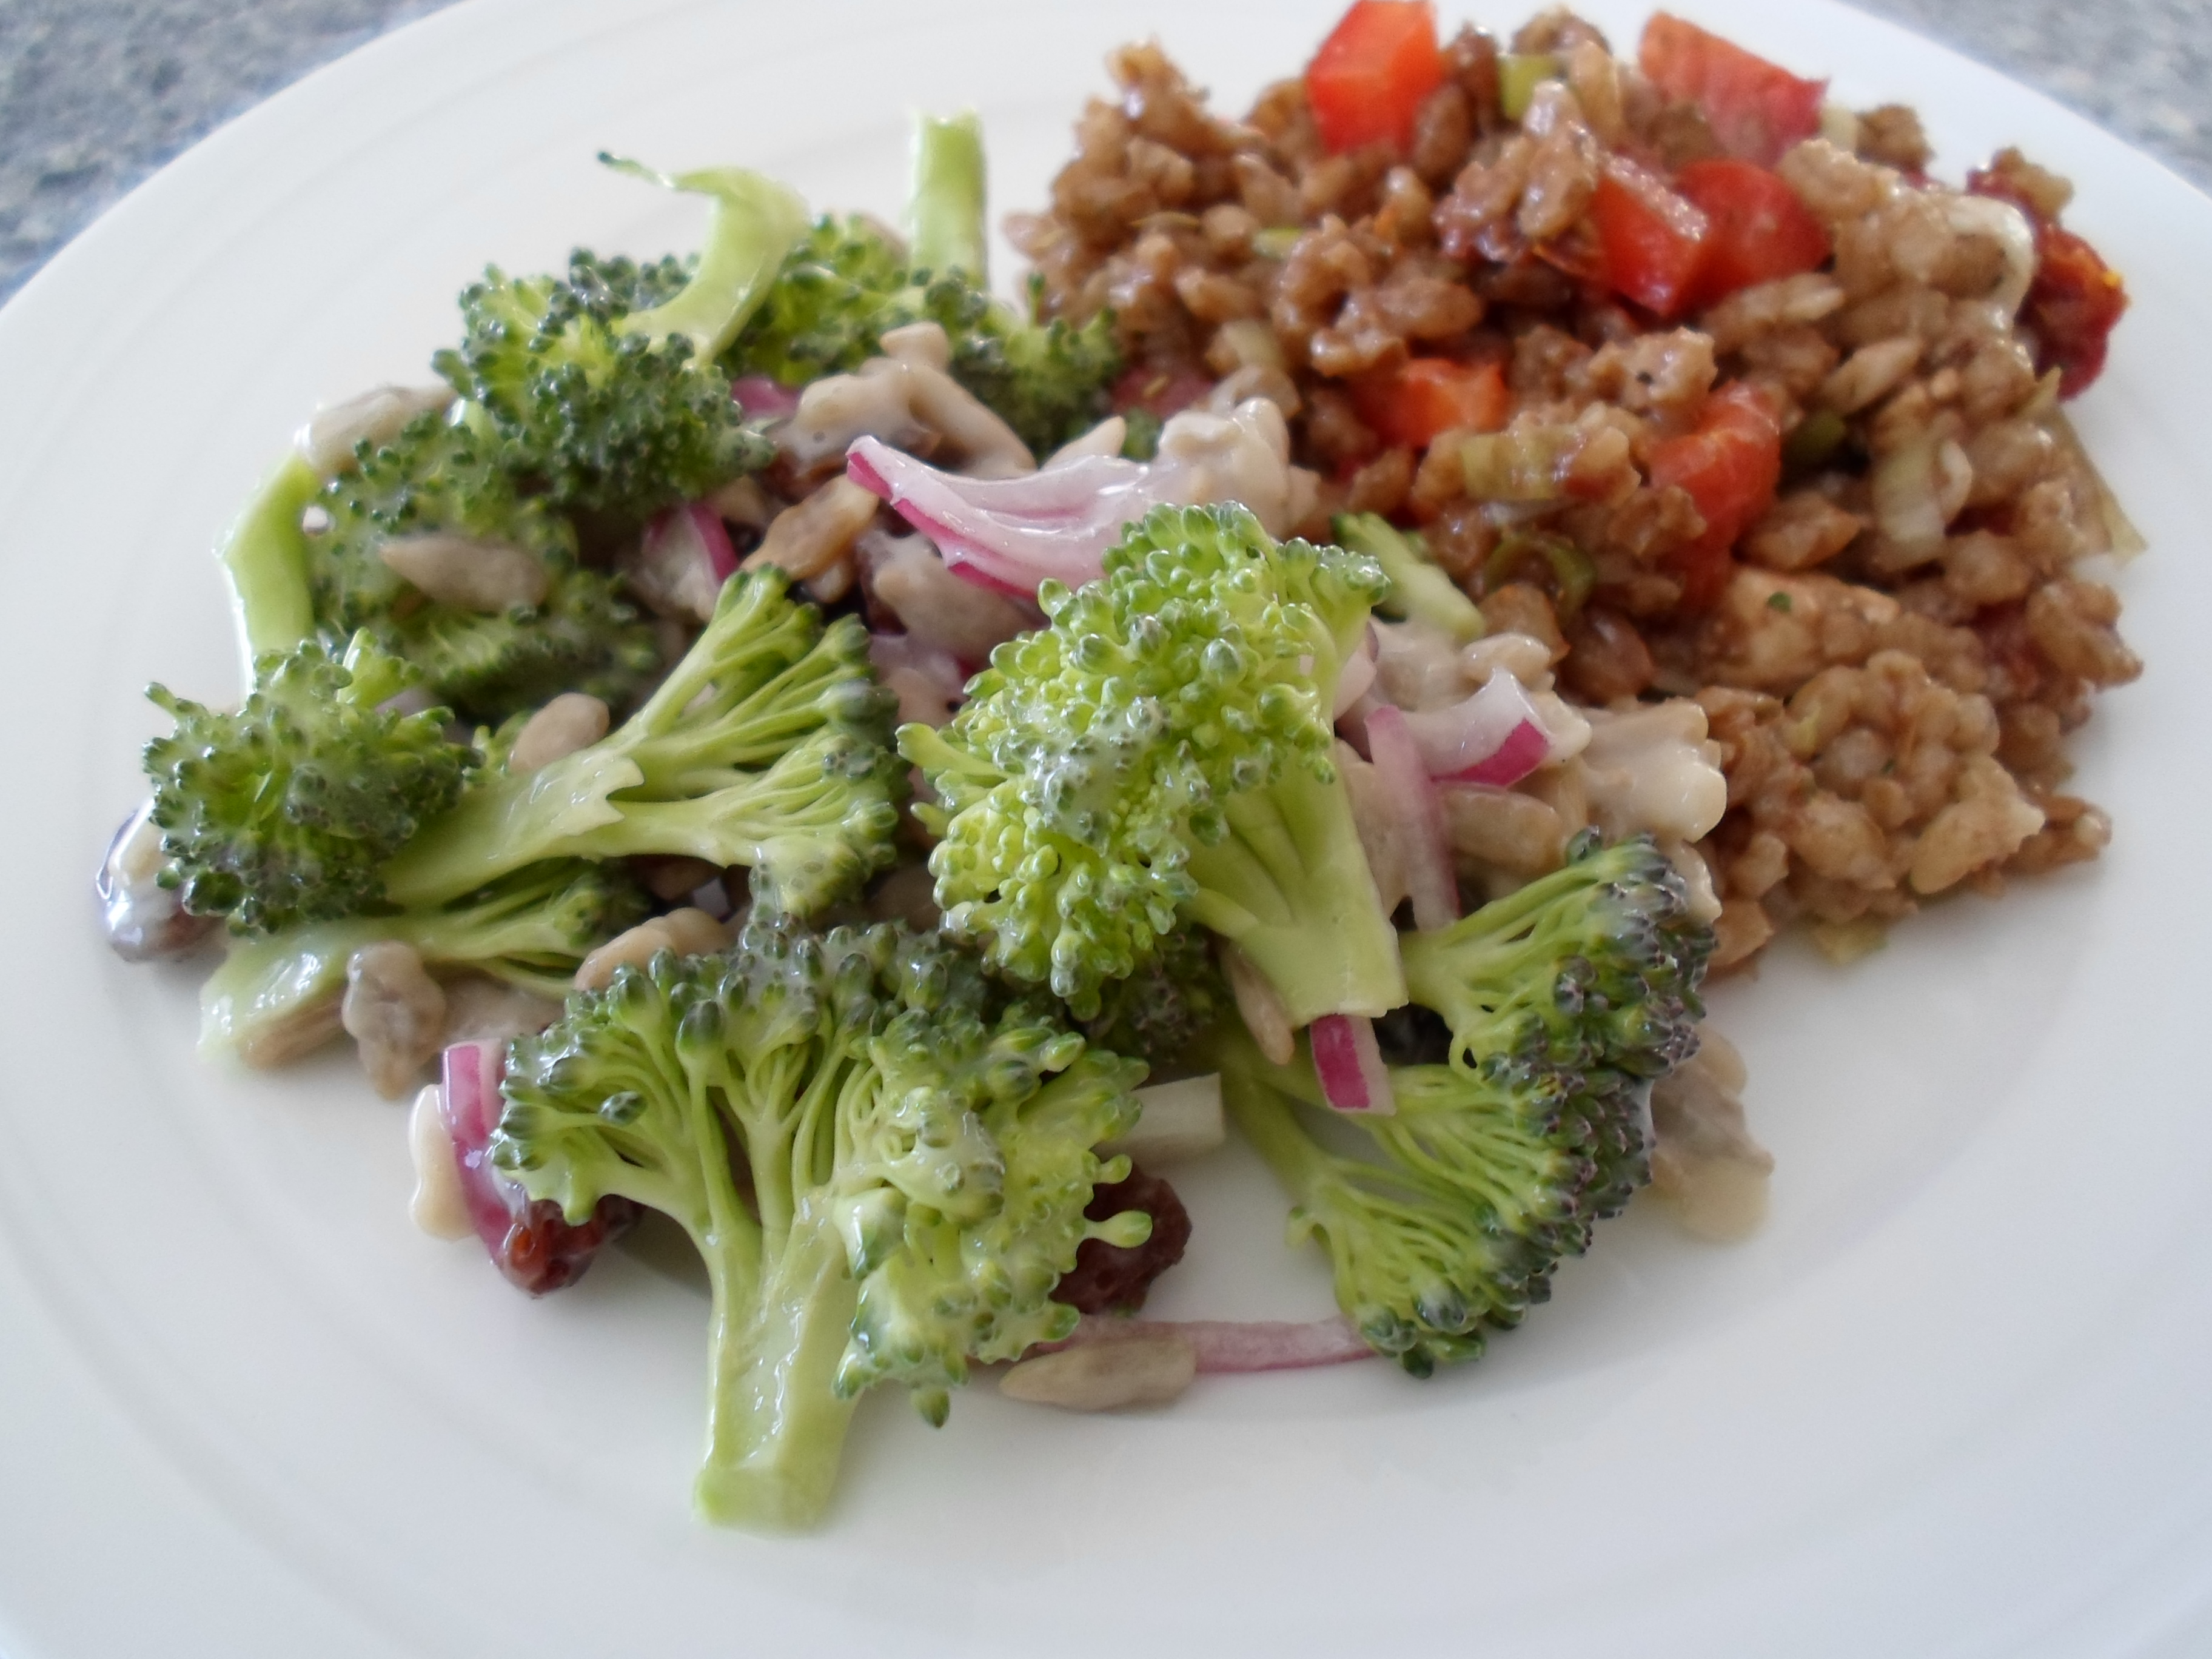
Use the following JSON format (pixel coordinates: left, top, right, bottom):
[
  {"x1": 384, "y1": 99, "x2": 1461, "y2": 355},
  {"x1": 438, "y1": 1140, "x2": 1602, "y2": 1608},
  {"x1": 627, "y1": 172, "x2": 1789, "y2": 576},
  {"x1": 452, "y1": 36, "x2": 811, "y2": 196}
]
[
  {"x1": 1056, "y1": 1167, "x2": 1192, "y2": 1314},
  {"x1": 497, "y1": 1195, "x2": 642, "y2": 1296}
]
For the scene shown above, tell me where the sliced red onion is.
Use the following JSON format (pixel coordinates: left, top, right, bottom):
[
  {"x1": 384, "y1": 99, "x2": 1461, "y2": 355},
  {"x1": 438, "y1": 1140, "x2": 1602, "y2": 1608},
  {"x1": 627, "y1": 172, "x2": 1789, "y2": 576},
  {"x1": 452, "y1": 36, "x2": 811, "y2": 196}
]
[
  {"x1": 1364, "y1": 706, "x2": 1459, "y2": 931},
  {"x1": 440, "y1": 1042, "x2": 520, "y2": 1256},
  {"x1": 1054, "y1": 1314, "x2": 1373, "y2": 1373},
  {"x1": 848, "y1": 436, "x2": 1158, "y2": 594},
  {"x1": 1399, "y1": 671, "x2": 1553, "y2": 786},
  {"x1": 643, "y1": 500, "x2": 739, "y2": 588},
  {"x1": 729, "y1": 375, "x2": 801, "y2": 420},
  {"x1": 1310, "y1": 1014, "x2": 1396, "y2": 1115},
  {"x1": 1448, "y1": 719, "x2": 1552, "y2": 788},
  {"x1": 439, "y1": 1042, "x2": 637, "y2": 1295}
]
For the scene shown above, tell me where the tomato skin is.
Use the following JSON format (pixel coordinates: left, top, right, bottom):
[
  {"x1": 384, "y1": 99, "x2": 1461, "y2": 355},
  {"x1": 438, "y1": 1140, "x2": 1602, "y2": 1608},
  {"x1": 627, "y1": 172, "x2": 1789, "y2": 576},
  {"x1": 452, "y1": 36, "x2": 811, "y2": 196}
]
[
  {"x1": 1964, "y1": 166, "x2": 2129, "y2": 397},
  {"x1": 1647, "y1": 383, "x2": 1783, "y2": 608},
  {"x1": 1638, "y1": 13, "x2": 1825, "y2": 167},
  {"x1": 2026, "y1": 226, "x2": 2128, "y2": 397},
  {"x1": 1352, "y1": 357, "x2": 1510, "y2": 449},
  {"x1": 1674, "y1": 158, "x2": 1831, "y2": 307},
  {"x1": 1305, "y1": 1, "x2": 1448, "y2": 155},
  {"x1": 1588, "y1": 157, "x2": 1711, "y2": 318}
]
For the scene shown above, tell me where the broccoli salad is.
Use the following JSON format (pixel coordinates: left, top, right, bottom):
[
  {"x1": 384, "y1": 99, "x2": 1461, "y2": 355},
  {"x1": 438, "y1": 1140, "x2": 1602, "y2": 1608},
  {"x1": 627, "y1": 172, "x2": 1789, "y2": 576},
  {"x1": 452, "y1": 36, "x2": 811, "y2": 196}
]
[{"x1": 101, "y1": 4, "x2": 2134, "y2": 1532}]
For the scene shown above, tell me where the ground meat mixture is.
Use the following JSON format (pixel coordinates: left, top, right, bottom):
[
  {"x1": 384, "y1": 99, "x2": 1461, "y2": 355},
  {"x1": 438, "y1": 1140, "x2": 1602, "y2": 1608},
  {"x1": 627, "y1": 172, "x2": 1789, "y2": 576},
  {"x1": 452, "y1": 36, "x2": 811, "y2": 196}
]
[{"x1": 1009, "y1": 11, "x2": 2139, "y2": 970}]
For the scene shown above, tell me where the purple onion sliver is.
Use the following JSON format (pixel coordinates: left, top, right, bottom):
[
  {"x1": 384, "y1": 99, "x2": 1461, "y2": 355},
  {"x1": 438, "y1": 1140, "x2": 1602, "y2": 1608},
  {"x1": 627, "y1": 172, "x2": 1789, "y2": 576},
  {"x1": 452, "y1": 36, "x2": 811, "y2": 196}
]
[
  {"x1": 1310, "y1": 1014, "x2": 1395, "y2": 1116},
  {"x1": 439, "y1": 1042, "x2": 521, "y2": 1256},
  {"x1": 729, "y1": 375, "x2": 801, "y2": 420},
  {"x1": 1047, "y1": 1315, "x2": 1375, "y2": 1373},
  {"x1": 1366, "y1": 704, "x2": 1460, "y2": 930},
  {"x1": 1446, "y1": 719, "x2": 1550, "y2": 789}
]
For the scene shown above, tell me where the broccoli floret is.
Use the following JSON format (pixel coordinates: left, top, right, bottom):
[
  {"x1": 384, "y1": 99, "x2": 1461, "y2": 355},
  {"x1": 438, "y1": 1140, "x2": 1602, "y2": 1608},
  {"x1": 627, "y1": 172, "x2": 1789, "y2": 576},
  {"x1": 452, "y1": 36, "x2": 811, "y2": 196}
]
[
  {"x1": 372, "y1": 558, "x2": 662, "y2": 724},
  {"x1": 951, "y1": 303, "x2": 1124, "y2": 461},
  {"x1": 726, "y1": 215, "x2": 926, "y2": 386},
  {"x1": 725, "y1": 113, "x2": 1119, "y2": 456},
  {"x1": 1333, "y1": 512, "x2": 1487, "y2": 645},
  {"x1": 1218, "y1": 835, "x2": 1714, "y2": 1376},
  {"x1": 431, "y1": 264, "x2": 769, "y2": 531},
  {"x1": 492, "y1": 919, "x2": 1148, "y2": 1529},
  {"x1": 902, "y1": 503, "x2": 1400, "y2": 1026},
  {"x1": 311, "y1": 411, "x2": 661, "y2": 722},
  {"x1": 198, "y1": 858, "x2": 650, "y2": 1061},
  {"x1": 1080, "y1": 927, "x2": 1230, "y2": 1074},
  {"x1": 562, "y1": 249, "x2": 694, "y2": 317},
  {"x1": 143, "y1": 632, "x2": 474, "y2": 934},
  {"x1": 379, "y1": 568, "x2": 903, "y2": 919},
  {"x1": 426, "y1": 161, "x2": 804, "y2": 532},
  {"x1": 1399, "y1": 834, "x2": 1712, "y2": 1088}
]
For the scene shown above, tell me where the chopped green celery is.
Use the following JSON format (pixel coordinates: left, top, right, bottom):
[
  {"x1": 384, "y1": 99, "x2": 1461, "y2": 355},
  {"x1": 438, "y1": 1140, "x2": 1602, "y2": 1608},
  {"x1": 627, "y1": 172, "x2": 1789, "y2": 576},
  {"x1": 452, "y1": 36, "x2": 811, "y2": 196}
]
[
  {"x1": 1483, "y1": 530, "x2": 1595, "y2": 621},
  {"x1": 215, "y1": 452, "x2": 321, "y2": 679},
  {"x1": 1499, "y1": 53, "x2": 1563, "y2": 122}
]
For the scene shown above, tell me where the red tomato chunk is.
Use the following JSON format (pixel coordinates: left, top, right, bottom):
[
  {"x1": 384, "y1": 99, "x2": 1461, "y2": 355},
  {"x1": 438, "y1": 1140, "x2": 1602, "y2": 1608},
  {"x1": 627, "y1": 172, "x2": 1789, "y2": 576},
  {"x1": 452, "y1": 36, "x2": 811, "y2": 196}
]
[
  {"x1": 1638, "y1": 13, "x2": 1825, "y2": 167},
  {"x1": 1647, "y1": 383, "x2": 1783, "y2": 608},
  {"x1": 1306, "y1": 0, "x2": 1447, "y2": 155},
  {"x1": 1675, "y1": 158, "x2": 1831, "y2": 308},
  {"x1": 1589, "y1": 157, "x2": 1711, "y2": 318},
  {"x1": 1352, "y1": 357, "x2": 1511, "y2": 449}
]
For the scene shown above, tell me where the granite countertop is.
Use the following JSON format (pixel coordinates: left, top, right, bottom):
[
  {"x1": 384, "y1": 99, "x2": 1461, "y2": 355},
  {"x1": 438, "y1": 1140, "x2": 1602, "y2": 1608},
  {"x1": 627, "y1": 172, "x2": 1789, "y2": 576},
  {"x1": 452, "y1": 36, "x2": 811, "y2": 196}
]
[{"x1": 2, "y1": 0, "x2": 2207, "y2": 303}]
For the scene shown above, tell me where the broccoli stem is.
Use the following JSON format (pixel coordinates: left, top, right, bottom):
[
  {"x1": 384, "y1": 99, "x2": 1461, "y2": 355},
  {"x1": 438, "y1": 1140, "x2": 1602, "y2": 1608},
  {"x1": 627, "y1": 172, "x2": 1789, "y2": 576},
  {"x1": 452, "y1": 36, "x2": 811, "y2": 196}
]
[
  {"x1": 1218, "y1": 1048, "x2": 1333, "y2": 1201},
  {"x1": 216, "y1": 452, "x2": 322, "y2": 679},
  {"x1": 196, "y1": 865, "x2": 632, "y2": 1057},
  {"x1": 907, "y1": 112, "x2": 988, "y2": 283},
  {"x1": 603, "y1": 159, "x2": 810, "y2": 358},
  {"x1": 1185, "y1": 759, "x2": 1406, "y2": 1026},
  {"x1": 696, "y1": 1209, "x2": 860, "y2": 1530},
  {"x1": 1334, "y1": 512, "x2": 1487, "y2": 646}
]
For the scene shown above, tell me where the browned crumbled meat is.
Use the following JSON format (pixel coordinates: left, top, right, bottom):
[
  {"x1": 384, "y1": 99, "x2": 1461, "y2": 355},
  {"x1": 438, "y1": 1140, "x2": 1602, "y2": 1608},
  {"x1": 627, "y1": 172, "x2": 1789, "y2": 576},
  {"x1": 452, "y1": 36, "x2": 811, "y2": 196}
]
[
  {"x1": 1854, "y1": 104, "x2": 1933, "y2": 173},
  {"x1": 1010, "y1": 19, "x2": 2136, "y2": 971}
]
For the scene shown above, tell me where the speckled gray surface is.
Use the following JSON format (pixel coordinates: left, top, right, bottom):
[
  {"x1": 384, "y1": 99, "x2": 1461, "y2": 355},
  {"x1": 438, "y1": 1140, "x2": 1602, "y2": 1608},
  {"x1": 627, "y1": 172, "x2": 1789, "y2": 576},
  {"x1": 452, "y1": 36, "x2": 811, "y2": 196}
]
[{"x1": 1, "y1": 0, "x2": 2207, "y2": 303}]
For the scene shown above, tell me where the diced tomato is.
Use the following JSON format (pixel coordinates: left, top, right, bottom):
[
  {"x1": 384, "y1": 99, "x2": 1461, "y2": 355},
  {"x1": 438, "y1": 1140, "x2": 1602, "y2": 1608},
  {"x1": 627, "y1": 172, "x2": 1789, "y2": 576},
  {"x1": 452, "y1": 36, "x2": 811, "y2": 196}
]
[
  {"x1": 2023, "y1": 225, "x2": 2128, "y2": 397},
  {"x1": 1352, "y1": 357, "x2": 1510, "y2": 449},
  {"x1": 1588, "y1": 157, "x2": 1711, "y2": 318},
  {"x1": 1646, "y1": 383, "x2": 1782, "y2": 609},
  {"x1": 1305, "y1": 1, "x2": 1448, "y2": 155},
  {"x1": 1638, "y1": 13, "x2": 1826, "y2": 167},
  {"x1": 1965, "y1": 168, "x2": 2128, "y2": 398},
  {"x1": 1675, "y1": 158, "x2": 1830, "y2": 307}
]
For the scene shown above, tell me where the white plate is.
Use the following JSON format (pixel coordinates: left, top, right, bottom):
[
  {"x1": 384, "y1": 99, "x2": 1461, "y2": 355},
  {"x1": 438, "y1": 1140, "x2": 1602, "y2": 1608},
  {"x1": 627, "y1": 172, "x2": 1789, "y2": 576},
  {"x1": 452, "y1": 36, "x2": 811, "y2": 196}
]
[{"x1": 4, "y1": 1, "x2": 2210, "y2": 1653}]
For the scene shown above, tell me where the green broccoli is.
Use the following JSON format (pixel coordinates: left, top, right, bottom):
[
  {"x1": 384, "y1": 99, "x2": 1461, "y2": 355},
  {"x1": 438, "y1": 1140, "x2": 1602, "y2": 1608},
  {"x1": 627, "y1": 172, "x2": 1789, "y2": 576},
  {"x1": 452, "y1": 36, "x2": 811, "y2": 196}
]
[
  {"x1": 431, "y1": 263, "x2": 770, "y2": 533},
  {"x1": 1080, "y1": 927, "x2": 1231, "y2": 1074},
  {"x1": 492, "y1": 919, "x2": 1149, "y2": 1529},
  {"x1": 143, "y1": 632, "x2": 474, "y2": 934},
  {"x1": 426, "y1": 161, "x2": 802, "y2": 532},
  {"x1": 1333, "y1": 512, "x2": 1488, "y2": 645},
  {"x1": 198, "y1": 858, "x2": 651, "y2": 1061},
  {"x1": 1218, "y1": 836, "x2": 1714, "y2": 1375},
  {"x1": 902, "y1": 503, "x2": 1400, "y2": 1026},
  {"x1": 215, "y1": 453, "x2": 324, "y2": 666},
  {"x1": 907, "y1": 111, "x2": 989, "y2": 283},
  {"x1": 379, "y1": 567, "x2": 903, "y2": 919},
  {"x1": 725, "y1": 114, "x2": 1120, "y2": 457},
  {"x1": 309, "y1": 410, "x2": 662, "y2": 722}
]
